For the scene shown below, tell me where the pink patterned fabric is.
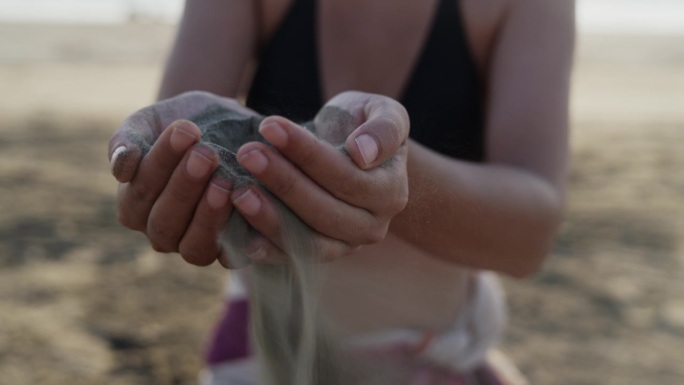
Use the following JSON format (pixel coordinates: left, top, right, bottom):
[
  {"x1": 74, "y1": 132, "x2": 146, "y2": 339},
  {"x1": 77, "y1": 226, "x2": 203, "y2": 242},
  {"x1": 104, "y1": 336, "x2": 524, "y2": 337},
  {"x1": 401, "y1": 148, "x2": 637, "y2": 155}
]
[
  {"x1": 404, "y1": 360, "x2": 505, "y2": 385},
  {"x1": 204, "y1": 299, "x2": 250, "y2": 364},
  {"x1": 357, "y1": 340, "x2": 506, "y2": 385},
  {"x1": 407, "y1": 365, "x2": 505, "y2": 385},
  {"x1": 203, "y1": 299, "x2": 507, "y2": 385}
]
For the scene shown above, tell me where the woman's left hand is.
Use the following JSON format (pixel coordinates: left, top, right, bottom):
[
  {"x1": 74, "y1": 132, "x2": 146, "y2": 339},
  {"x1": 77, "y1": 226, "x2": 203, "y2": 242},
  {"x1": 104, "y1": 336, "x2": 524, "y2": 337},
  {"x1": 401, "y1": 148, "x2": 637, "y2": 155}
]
[{"x1": 232, "y1": 91, "x2": 410, "y2": 263}]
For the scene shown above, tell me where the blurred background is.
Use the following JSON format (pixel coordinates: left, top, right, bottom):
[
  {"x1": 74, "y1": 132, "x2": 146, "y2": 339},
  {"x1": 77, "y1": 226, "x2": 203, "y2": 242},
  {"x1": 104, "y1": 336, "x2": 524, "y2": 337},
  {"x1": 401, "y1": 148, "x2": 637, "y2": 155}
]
[{"x1": 0, "y1": 0, "x2": 682, "y2": 384}]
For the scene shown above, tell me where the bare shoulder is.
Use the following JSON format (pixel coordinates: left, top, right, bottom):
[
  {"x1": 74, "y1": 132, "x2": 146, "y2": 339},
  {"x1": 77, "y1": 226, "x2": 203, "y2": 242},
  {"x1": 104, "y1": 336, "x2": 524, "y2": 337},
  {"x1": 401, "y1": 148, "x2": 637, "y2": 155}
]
[
  {"x1": 460, "y1": 0, "x2": 574, "y2": 74},
  {"x1": 485, "y1": 0, "x2": 575, "y2": 186},
  {"x1": 503, "y1": 0, "x2": 575, "y2": 34},
  {"x1": 257, "y1": 0, "x2": 295, "y2": 45},
  {"x1": 460, "y1": 0, "x2": 508, "y2": 28},
  {"x1": 159, "y1": 0, "x2": 261, "y2": 98},
  {"x1": 459, "y1": 0, "x2": 509, "y2": 73}
]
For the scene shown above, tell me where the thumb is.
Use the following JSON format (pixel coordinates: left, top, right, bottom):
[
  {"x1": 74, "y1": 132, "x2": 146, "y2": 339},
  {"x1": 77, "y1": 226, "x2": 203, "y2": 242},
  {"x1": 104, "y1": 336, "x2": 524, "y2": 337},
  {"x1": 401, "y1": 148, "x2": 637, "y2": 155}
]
[
  {"x1": 108, "y1": 110, "x2": 158, "y2": 182},
  {"x1": 345, "y1": 97, "x2": 409, "y2": 169}
]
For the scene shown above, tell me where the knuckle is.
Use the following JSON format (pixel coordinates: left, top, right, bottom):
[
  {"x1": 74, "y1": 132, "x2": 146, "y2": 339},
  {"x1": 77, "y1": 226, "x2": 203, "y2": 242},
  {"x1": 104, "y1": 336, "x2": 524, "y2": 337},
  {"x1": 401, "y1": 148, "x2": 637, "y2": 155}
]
[
  {"x1": 360, "y1": 219, "x2": 389, "y2": 245},
  {"x1": 150, "y1": 242, "x2": 167, "y2": 253},
  {"x1": 184, "y1": 221, "x2": 225, "y2": 262},
  {"x1": 269, "y1": 174, "x2": 298, "y2": 199},
  {"x1": 149, "y1": 146, "x2": 178, "y2": 170},
  {"x1": 337, "y1": 174, "x2": 365, "y2": 200},
  {"x1": 326, "y1": 210, "x2": 371, "y2": 247},
  {"x1": 389, "y1": 189, "x2": 409, "y2": 214},
  {"x1": 117, "y1": 208, "x2": 140, "y2": 231},
  {"x1": 377, "y1": 117, "x2": 402, "y2": 148},
  {"x1": 324, "y1": 209, "x2": 346, "y2": 237},
  {"x1": 167, "y1": 184, "x2": 196, "y2": 204},
  {"x1": 316, "y1": 242, "x2": 345, "y2": 263},
  {"x1": 295, "y1": 143, "x2": 318, "y2": 166},
  {"x1": 129, "y1": 181, "x2": 154, "y2": 206},
  {"x1": 364, "y1": 227, "x2": 386, "y2": 245},
  {"x1": 146, "y1": 221, "x2": 179, "y2": 252},
  {"x1": 330, "y1": 171, "x2": 370, "y2": 205},
  {"x1": 193, "y1": 213, "x2": 219, "y2": 234},
  {"x1": 375, "y1": 179, "x2": 408, "y2": 215},
  {"x1": 179, "y1": 244, "x2": 217, "y2": 266}
]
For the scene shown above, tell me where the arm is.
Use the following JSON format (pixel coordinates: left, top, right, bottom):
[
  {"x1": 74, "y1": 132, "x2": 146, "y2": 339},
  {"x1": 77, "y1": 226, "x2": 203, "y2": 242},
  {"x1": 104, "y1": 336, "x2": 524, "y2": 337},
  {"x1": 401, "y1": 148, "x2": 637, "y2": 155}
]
[
  {"x1": 390, "y1": 0, "x2": 575, "y2": 277},
  {"x1": 109, "y1": 0, "x2": 260, "y2": 266},
  {"x1": 111, "y1": 2, "x2": 409, "y2": 268},
  {"x1": 228, "y1": 92, "x2": 410, "y2": 263},
  {"x1": 158, "y1": 0, "x2": 258, "y2": 99},
  {"x1": 229, "y1": 0, "x2": 573, "y2": 273},
  {"x1": 110, "y1": 91, "x2": 409, "y2": 267}
]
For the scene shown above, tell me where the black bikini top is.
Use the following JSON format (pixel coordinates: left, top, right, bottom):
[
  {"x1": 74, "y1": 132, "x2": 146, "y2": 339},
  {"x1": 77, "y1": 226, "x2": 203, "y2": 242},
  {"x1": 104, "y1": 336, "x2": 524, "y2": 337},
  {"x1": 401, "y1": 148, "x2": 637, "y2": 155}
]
[{"x1": 246, "y1": 0, "x2": 485, "y2": 161}]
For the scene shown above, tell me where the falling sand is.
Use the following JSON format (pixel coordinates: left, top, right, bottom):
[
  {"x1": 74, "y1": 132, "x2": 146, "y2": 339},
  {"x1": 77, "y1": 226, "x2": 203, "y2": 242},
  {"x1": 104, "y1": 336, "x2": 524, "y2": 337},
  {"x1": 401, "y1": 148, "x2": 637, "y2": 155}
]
[{"x1": 186, "y1": 105, "x2": 399, "y2": 385}]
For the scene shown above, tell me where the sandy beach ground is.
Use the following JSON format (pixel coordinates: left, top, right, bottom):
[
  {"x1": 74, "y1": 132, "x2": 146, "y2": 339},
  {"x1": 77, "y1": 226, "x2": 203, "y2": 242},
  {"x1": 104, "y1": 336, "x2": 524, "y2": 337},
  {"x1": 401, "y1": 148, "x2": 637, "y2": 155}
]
[{"x1": 0, "y1": 22, "x2": 682, "y2": 385}]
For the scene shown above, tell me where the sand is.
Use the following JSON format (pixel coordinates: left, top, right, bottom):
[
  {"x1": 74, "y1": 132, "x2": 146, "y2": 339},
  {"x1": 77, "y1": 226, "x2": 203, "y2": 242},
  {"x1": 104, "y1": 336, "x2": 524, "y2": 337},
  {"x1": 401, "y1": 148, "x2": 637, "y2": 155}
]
[{"x1": 0, "y1": 22, "x2": 682, "y2": 385}]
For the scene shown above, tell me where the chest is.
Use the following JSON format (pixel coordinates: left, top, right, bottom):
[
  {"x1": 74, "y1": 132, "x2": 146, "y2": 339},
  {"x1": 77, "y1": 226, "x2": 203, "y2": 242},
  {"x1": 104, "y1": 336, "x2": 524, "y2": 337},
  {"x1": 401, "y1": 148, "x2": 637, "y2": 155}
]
[{"x1": 257, "y1": 0, "x2": 503, "y2": 100}]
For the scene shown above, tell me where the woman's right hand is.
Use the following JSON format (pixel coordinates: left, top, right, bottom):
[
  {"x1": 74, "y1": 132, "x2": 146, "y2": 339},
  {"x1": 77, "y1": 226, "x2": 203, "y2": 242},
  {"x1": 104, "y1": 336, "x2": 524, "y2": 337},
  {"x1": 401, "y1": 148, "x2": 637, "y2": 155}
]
[{"x1": 108, "y1": 91, "x2": 259, "y2": 267}]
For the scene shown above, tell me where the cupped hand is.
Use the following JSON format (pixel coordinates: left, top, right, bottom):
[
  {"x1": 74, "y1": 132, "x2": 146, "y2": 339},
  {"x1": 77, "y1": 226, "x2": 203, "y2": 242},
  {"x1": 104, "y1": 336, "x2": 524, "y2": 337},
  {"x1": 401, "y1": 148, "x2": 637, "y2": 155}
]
[
  {"x1": 232, "y1": 91, "x2": 410, "y2": 264},
  {"x1": 108, "y1": 91, "x2": 258, "y2": 267}
]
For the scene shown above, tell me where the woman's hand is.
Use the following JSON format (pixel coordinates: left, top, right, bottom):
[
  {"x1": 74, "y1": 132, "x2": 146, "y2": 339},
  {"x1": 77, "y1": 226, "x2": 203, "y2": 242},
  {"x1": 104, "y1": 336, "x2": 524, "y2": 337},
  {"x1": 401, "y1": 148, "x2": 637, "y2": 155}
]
[
  {"x1": 109, "y1": 90, "x2": 409, "y2": 268},
  {"x1": 232, "y1": 91, "x2": 410, "y2": 263},
  {"x1": 108, "y1": 91, "x2": 258, "y2": 267}
]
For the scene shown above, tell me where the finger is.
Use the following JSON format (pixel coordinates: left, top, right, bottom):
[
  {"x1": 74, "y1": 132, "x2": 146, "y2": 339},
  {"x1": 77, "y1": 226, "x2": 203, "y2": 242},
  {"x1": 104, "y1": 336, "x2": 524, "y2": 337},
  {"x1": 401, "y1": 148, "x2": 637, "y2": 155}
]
[
  {"x1": 231, "y1": 186, "x2": 287, "y2": 249},
  {"x1": 324, "y1": 91, "x2": 410, "y2": 169},
  {"x1": 109, "y1": 144, "x2": 145, "y2": 183},
  {"x1": 146, "y1": 144, "x2": 219, "y2": 252},
  {"x1": 248, "y1": 235, "x2": 352, "y2": 265},
  {"x1": 109, "y1": 102, "x2": 192, "y2": 182},
  {"x1": 108, "y1": 107, "x2": 162, "y2": 182},
  {"x1": 109, "y1": 91, "x2": 258, "y2": 182},
  {"x1": 344, "y1": 95, "x2": 409, "y2": 169},
  {"x1": 232, "y1": 188, "x2": 353, "y2": 264},
  {"x1": 117, "y1": 120, "x2": 202, "y2": 231},
  {"x1": 252, "y1": 118, "x2": 401, "y2": 212},
  {"x1": 231, "y1": 160, "x2": 384, "y2": 247},
  {"x1": 241, "y1": 236, "x2": 289, "y2": 265},
  {"x1": 178, "y1": 178, "x2": 234, "y2": 266}
]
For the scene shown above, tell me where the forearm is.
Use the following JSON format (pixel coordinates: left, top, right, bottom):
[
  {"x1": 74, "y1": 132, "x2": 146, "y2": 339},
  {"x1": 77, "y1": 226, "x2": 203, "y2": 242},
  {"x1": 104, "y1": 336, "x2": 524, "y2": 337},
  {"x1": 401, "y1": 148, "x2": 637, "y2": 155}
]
[
  {"x1": 157, "y1": 0, "x2": 257, "y2": 101},
  {"x1": 389, "y1": 140, "x2": 565, "y2": 277}
]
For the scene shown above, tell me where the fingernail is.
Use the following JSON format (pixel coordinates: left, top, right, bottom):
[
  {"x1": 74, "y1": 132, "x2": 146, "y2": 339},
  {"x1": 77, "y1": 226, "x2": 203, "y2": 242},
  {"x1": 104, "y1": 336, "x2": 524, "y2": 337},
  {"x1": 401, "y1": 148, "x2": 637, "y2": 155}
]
[
  {"x1": 233, "y1": 189, "x2": 261, "y2": 216},
  {"x1": 355, "y1": 134, "x2": 379, "y2": 166},
  {"x1": 207, "y1": 182, "x2": 230, "y2": 210},
  {"x1": 238, "y1": 149, "x2": 268, "y2": 175},
  {"x1": 170, "y1": 124, "x2": 198, "y2": 153},
  {"x1": 110, "y1": 145, "x2": 127, "y2": 169},
  {"x1": 247, "y1": 245, "x2": 268, "y2": 261},
  {"x1": 186, "y1": 150, "x2": 212, "y2": 179},
  {"x1": 110, "y1": 145, "x2": 137, "y2": 182},
  {"x1": 259, "y1": 122, "x2": 288, "y2": 147}
]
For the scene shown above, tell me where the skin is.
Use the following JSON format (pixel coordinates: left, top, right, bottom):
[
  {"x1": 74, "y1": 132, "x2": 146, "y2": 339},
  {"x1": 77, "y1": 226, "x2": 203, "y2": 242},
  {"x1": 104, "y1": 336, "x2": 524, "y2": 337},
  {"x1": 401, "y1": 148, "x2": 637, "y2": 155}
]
[
  {"x1": 109, "y1": 0, "x2": 574, "y2": 333},
  {"x1": 110, "y1": 91, "x2": 409, "y2": 266}
]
